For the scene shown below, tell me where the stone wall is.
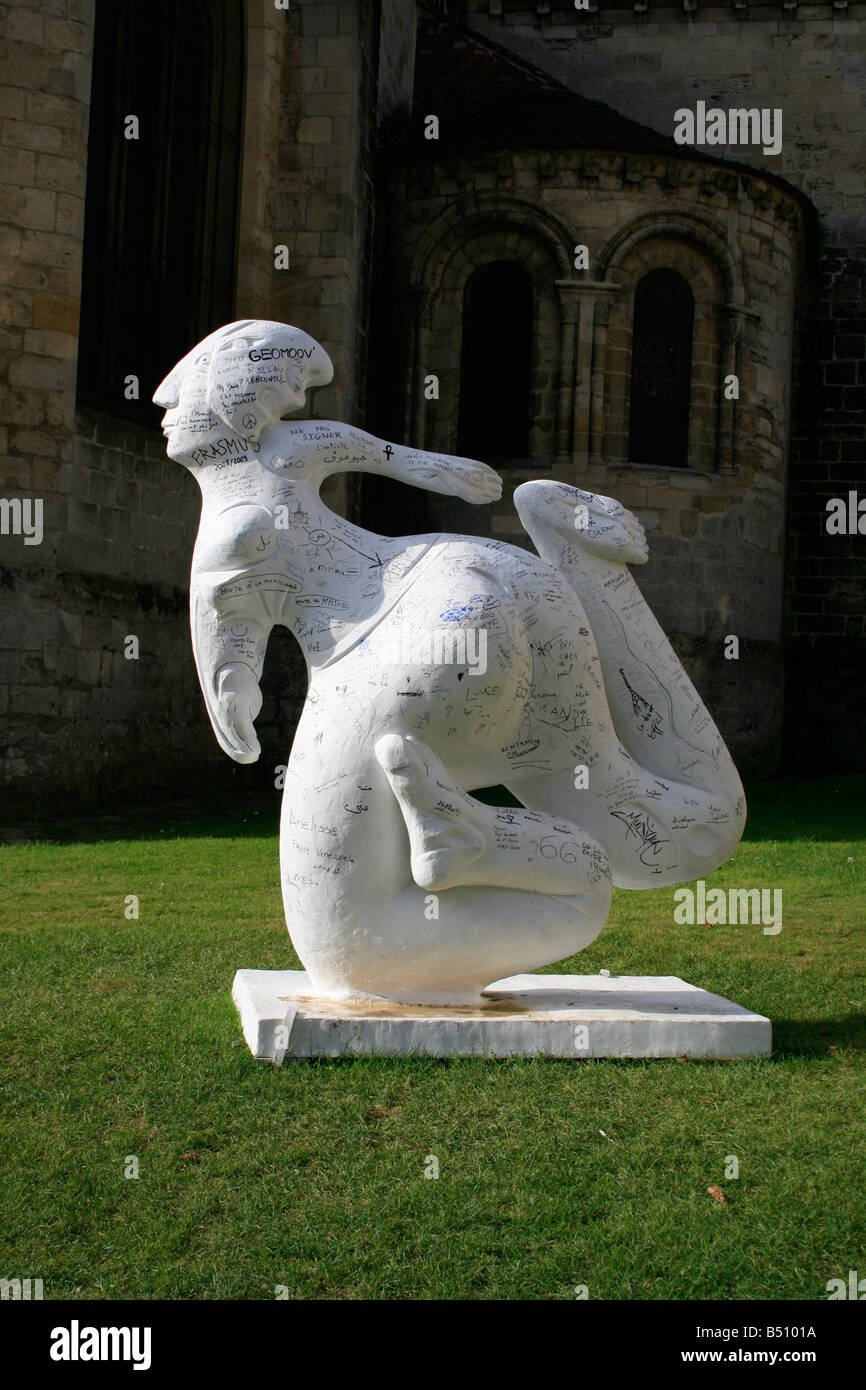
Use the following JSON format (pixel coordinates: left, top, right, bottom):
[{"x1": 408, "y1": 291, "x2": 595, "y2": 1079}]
[
  {"x1": 463, "y1": 0, "x2": 866, "y2": 222},
  {"x1": 1, "y1": 0, "x2": 98, "y2": 812},
  {"x1": 784, "y1": 237, "x2": 866, "y2": 771},
  {"x1": 378, "y1": 139, "x2": 806, "y2": 767},
  {"x1": 1, "y1": 0, "x2": 861, "y2": 817},
  {"x1": 0, "y1": 0, "x2": 415, "y2": 816},
  {"x1": 462, "y1": 0, "x2": 866, "y2": 768}
]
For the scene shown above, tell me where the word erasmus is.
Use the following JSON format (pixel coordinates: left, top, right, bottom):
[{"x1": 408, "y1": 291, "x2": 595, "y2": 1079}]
[
  {"x1": 50, "y1": 1321, "x2": 152, "y2": 1371},
  {"x1": 674, "y1": 880, "x2": 782, "y2": 935},
  {"x1": 190, "y1": 434, "x2": 260, "y2": 466},
  {"x1": 674, "y1": 102, "x2": 782, "y2": 156},
  {"x1": 379, "y1": 626, "x2": 488, "y2": 676}
]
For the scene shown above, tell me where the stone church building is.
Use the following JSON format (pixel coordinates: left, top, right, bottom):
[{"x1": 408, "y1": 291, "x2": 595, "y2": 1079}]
[{"x1": 1, "y1": 0, "x2": 863, "y2": 815}]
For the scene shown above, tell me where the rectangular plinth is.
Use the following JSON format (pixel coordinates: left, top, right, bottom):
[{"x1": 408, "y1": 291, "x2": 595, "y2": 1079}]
[{"x1": 232, "y1": 970, "x2": 771, "y2": 1060}]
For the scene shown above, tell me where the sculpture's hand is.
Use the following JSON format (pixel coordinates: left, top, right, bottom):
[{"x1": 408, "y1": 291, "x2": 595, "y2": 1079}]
[
  {"x1": 189, "y1": 579, "x2": 273, "y2": 762},
  {"x1": 443, "y1": 458, "x2": 502, "y2": 505},
  {"x1": 214, "y1": 662, "x2": 263, "y2": 763}
]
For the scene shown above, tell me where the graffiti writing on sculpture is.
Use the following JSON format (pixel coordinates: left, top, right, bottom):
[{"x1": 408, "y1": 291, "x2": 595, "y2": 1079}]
[{"x1": 155, "y1": 320, "x2": 746, "y2": 1005}]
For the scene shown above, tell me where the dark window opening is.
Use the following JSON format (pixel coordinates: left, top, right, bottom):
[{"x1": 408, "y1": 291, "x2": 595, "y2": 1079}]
[
  {"x1": 628, "y1": 268, "x2": 694, "y2": 469},
  {"x1": 457, "y1": 261, "x2": 533, "y2": 467},
  {"x1": 77, "y1": 0, "x2": 245, "y2": 424}
]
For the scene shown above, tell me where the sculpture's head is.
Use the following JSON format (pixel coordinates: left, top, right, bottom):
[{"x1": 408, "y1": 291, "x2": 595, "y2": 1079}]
[{"x1": 153, "y1": 320, "x2": 334, "y2": 465}]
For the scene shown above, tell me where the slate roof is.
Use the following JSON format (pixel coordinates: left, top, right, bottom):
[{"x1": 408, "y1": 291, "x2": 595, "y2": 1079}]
[{"x1": 408, "y1": 5, "x2": 685, "y2": 159}]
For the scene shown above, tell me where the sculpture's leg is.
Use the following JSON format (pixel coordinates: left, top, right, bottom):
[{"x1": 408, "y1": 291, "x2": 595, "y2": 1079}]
[
  {"x1": 504, "y1": 762, "x2": 741, "y2": 891},
  {"x1": 514, "y1": 482, "x2": 745, "y2": 809},
  {"x1": 281, "y1": 701, "x2": 613, "y2": 1003},
  {"x1": 508, "y1": 482, "x2": 745, "y2": 888},
  {"x1": 375, "y1": 731, "x2": 609, "y2": 896}
]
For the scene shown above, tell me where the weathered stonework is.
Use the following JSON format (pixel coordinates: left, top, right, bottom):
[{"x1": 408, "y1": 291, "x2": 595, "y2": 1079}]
[
  {"x1": 461, "y1": 0, "x2": 866, "y2": 767},
  {"x1": 374, "y1": 132, "x2": 806, "y2": 767},
  {"x1": 0, "y1": 0, "x2": 410, "y2": 813},
  {"x1": 0, "y1": 0, "x2": 862, "y2": 815}
]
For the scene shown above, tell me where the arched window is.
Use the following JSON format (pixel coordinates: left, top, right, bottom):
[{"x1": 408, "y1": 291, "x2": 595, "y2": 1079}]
[
  {"x1": 628, "y1": 269, "x2": 694, "y2": 468},
  {"x1": 457, "y1": 261, "x2": 533, "y2": 467},
  {"x1": 77, "y1": 0, "x2": 245, "y2": 422}
]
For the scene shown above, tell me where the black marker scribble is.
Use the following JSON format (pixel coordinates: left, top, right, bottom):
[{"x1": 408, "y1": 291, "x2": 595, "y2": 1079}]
[
  {"x1": 618, "y1": 668, "x2": 664, "y2": 739},
  {"x1": 611, "y1": 807, "x2": 678, "y2": 870}
]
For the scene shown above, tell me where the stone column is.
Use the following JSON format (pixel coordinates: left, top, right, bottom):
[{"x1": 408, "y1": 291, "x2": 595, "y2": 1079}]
[
  {"x1": 718, "y1": 303, "x2": 754, "y2": 472},
  {"x1": 585, "y1": 285, "x2": 620, "y2": 466},
  {"x1": 554, "y1": 280, "x2": 620, "y2": 470},
  {"x1": 554, "y1": 281, "x2": 580, "y2": 468},
  {"x1": 717, "y1": 306, "x2": 739, "y2": 471}
]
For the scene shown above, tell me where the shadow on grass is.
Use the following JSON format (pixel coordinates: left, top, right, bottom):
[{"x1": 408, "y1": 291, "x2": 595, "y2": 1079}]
[
  {"x1": 741, "y1": 775, "x2": 866, "y2": 844},
  {"x1": 0, "y1": 790, "x2": 280, "y2": 847},
  {"x1": 770, "y1": 1013, "x2": 866, "y2": 1057}
]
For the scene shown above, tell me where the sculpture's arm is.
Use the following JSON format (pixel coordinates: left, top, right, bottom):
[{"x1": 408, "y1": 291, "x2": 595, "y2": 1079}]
[
  {"x1": 190, "y1": 582, "x2": 270, "y2": 764},
  {"x1": 188, "y1": 504, "x2": 283, "y2": 764},
  {"x1": 298, "y1": 423, "x2": 502, "y2": 504}
]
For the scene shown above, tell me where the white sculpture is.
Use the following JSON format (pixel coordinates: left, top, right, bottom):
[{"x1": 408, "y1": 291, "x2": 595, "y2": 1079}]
[{"x1": 155, "y1": 320, "x2": 746, "y2": 1005}]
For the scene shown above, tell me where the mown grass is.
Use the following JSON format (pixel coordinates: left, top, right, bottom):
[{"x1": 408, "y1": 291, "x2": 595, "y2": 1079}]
[{"x1": 0, "y1": 776, "x2": 864, "y2": 1300}]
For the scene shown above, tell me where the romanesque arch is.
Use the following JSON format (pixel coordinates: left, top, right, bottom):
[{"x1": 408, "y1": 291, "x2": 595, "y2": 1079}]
[
  {"x1": 406, "y1": 196, "x2": 574, "y2": 464},
  {"x1": 596, "y1": 212, "x2": 750, "y2": 471}
]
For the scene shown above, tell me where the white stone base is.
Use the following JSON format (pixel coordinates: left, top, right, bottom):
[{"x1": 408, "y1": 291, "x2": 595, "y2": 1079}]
[{"x1": 232, "y1": 970, "x2": 771, "y2": 1060}]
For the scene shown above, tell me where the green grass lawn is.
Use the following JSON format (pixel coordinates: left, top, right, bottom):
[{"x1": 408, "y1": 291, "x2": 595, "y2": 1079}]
[{"x1": 1, "y1": 776, "x2": 864, "y2": 1301}]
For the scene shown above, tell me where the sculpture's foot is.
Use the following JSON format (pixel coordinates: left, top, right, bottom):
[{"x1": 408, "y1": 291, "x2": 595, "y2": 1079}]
[
  {"x1": 375, "y1": 732, "x2": 604, "y2": 895},
  {"x1": 515, "y1": 481, "x2": 649, "y2": 566}
]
